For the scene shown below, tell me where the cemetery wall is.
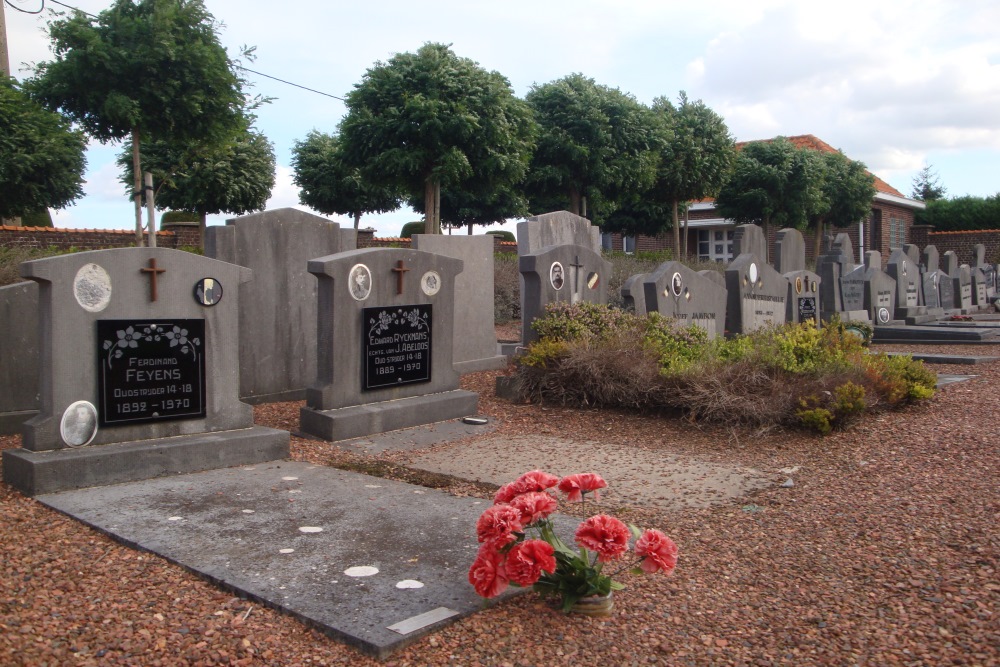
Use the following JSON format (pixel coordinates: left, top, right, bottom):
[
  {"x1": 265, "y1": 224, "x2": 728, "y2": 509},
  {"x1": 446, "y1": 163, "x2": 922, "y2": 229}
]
[
  {"x1": 908, "y1": 228, "x2": 1000, "y2": 266},
  {"x1": 0, "y1": 224, "x2": 200, "y2": 250}
]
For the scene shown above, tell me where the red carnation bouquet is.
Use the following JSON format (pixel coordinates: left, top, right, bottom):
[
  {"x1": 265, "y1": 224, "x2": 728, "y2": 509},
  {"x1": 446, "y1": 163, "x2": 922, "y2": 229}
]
[{"x1": 469, "y1": 470, "x2": 678, "y2": 612}]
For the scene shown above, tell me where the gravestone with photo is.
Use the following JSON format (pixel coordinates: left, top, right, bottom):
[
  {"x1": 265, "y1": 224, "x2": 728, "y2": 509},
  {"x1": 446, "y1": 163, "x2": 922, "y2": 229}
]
[
  {"x1": 639, "y1": 261, "x2": 728, "y2": 338},
  {"x1": 412, "y1": 234, "x2": 507, "y2": 373},
  {"x1": 857, "y1": 251, "x2": 898, "y2": 326},
  {"x1": 921, "y1": 245, "x2": 945, "y2": 314},
  {"x1": 519, "y1": 245, "x2": 612, "y2": 345},
  {"x1": 971, "y1": 244, "x2": 993, "y2": 306},
  {"x1": 817, "y1": 233, "x2": 861, "y2": 322},
  {"x1": 725, "y1": 252, "x2": 787, "y2": 335},
  {"x1": 299, "y1": 248, "x2": 477, "y2": 442},
  {"x1": 2, "y1": 247, "x2": 290, "y2": 496},
  {"x1": 774, "y1": 228, "x2": 820, "y2": 324},
  {"x1": 0, "y1": 281, "x2": 39, "y2": 434},
  {"x1": 886, "y1": 246, "x2": 929, "y2": 323},
  {"x1": 941, "y1": 251, "x2": 973, "y2": 312},
  {"x1": 205, "y1": 208, "x2": 356, "y2": 404}
]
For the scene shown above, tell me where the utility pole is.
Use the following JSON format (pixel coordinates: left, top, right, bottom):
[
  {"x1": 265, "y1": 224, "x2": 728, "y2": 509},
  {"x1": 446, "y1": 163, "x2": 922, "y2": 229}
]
[{"x1": 1, "y1": 0, "x2": 11, "y2": 77}]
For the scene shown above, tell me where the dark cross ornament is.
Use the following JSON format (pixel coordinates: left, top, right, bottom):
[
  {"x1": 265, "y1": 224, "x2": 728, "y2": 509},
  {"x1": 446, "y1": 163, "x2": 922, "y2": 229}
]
[
  {"x1": 391, "y1": 260, "x2": 410, "y2": 295},
  {"x1": 140, "y1": 258, "x2": 166, "y2": 302},
  {"x1": 568, "y1": 255, "x2": 584, "y2": 297}
]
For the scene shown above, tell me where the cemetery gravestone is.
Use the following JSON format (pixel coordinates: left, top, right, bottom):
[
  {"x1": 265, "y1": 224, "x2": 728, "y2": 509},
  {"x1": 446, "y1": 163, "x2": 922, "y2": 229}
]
[
  {"x1": 886, "y1": 247, "x2": 928, "y2": 323},
  {"x1": 858, "y1": 251, "x2": 897, "y2": 325},
  {"x1": 640, "y1": 261, "x2": 728, "y2": 338},
  {"x1": 784, "y1": 270, "x2": 821, "y2": 325},
  {"x1": 921, "y1": 245, "x2": 944, "y2": 314},
  {"x1": 971, "y1": 244, "x2": 993, "y2": 306},
  {"x1": 774, "y1": 228, "x2": 806, "y2": 274},
  {"x1": 621, "y1": 273, "x2": 650, "y2": 314},
  {"x1": 725, "y1": 253, "x2": 787, "y2": 334},
  {"x1": 817, "y1": 233, "x2": 862, "y2": 322},
  {"x1": 517, "y1": 210, "x2": 601, "y2": 255},
  {"x1": 732, "y1": 224, "x2": 769, "y2": 264},
  {"x1": 411, "y1": 234, "x2": 507, "y2": 373},
  {"x1": 206, "y1": 208, "x2": 356, "y2": 403},
  {"x1": 959, "y1": 265, "x2": 975, "y2": 311},
  {"x1": 299, "y1": 248, "x2": 477, "y2": 442},
  {"x1": 2, "y1": 248, "x2": 290, "y2": 496},
  {"x1": 0, "y1": 281, "x2": 39, "y2": 434}
]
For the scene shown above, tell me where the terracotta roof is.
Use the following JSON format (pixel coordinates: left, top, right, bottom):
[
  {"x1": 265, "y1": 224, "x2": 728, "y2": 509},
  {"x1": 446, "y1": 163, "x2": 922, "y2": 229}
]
[{"x1": 736, "y1": 134, "x2": 905, "y2": 198}]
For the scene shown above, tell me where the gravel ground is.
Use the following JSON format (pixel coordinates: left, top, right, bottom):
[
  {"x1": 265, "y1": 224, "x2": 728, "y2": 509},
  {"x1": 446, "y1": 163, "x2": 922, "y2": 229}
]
[{"x1": 2, "y1": 337, "x2": 998, "y2": 666}]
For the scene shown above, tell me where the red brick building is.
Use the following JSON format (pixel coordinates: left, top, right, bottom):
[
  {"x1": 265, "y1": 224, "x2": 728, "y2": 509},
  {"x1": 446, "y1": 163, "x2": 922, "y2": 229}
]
[{"x1": 602, "y1": 135, "x2": 926, "y2": 267}]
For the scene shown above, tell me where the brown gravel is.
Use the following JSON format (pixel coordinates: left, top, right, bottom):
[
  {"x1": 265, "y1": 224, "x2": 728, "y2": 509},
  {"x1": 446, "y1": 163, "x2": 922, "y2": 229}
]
[{"x1": 2, "y1": 338, "x2": 999, "y2": 666}]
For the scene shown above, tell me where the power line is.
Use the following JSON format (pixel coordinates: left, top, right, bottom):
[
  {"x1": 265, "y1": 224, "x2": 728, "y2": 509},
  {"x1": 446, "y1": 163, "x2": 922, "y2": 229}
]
[
  {"x1": 12, "y1": 0, "x2": 344, "y2": 100},
  {"x1": 4, "y1": 0, "x2": 47, "y2": 15}
]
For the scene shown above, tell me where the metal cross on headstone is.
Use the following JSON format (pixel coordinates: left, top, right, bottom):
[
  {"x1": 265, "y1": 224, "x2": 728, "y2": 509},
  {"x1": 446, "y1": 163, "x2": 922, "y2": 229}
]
[
  {"x1": 568, "y1": 255, "x2": 584, "y2": 296},
  {"x1": 140, "y1": 258, "x2": 166, "y2": 302},
  {"x1": 391, "y1": 260, "x2": 410, "y2": 295}
]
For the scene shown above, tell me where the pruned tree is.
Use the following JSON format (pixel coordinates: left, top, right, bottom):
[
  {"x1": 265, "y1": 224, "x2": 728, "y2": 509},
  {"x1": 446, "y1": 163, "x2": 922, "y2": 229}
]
[
  {"x1": 408, "y1": 179, "x2": 529, "y2": 234},
  {"x1": 339, "y1": 43, "x2": 534, "y2": 234},
  {"x1": 26, "y1": 0, "x2": 247, "y2": 244},
  {"x1": 809, "y1": 150, "x2": 876, "y2": 258},
  {"x1": 117, "y1": 123, "x2": 276, "y2": 247},
  {"x1": 916, "y1": 194, "x2": 1000, "y2": 231},
  {"x1": 911, "y1": 163, "x2": 947, "y2": 202},
  {"x1": 524, "y1": 73, "x2": 659, "y2": 224},
  {"x1": 715, "y1": 137, "x2": 823, "y2": 245},
  {"x1": 291, "y1": 130, "x2": 400, "y2": 229},
  {"x1": 0, "y1": 77, "x2": 86, "y2": 221},
  {"x1": 648, "y1": 92, "x2": 735, "y2": 258}
]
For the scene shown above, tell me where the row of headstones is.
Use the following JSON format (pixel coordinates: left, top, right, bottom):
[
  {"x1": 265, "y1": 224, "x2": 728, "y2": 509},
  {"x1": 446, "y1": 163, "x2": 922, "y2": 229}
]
[
  {"x1": 0, "y1": 208, "x2": 506, "y2": 437},
  {"x1": 514, "y1": 212, "x2": 998, "y2": 342}
]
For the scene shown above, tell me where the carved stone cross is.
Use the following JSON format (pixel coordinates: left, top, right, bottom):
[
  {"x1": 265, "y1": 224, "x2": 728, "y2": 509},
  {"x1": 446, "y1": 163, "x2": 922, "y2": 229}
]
[{"x1": 140, "y1": 258, "x2": 166, "y2": 302}]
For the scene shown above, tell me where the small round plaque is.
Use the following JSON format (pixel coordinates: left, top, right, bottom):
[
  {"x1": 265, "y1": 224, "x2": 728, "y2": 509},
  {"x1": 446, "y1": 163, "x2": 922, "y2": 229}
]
[
  {"x1": 878, "y1": 307, "x2": 890, "y2": 324},
  {"x1": 348, "y1": 264, "x2": 372, "y2": 301},
  {"x1": 60, "y1": 400, "x2": 98, "y2": 447},
  {"x1": 194, "y1": 278, "x2": 223, "y2": 306},
  {"x1": 748, "y1": 263, "x2": 759, "y2": 285},
  {"x1": 421, "y1": 271, "x2": 441, "y2": 296},
  {"x1": 795, "y1": 276, "x2": 803, "y2": 294},
  {"x1": 73, "y1": 263, "x2": 112, "y2": 313},
  {"x1": 670, "y1": 272, "x2": 683, "y2": 297},
  {"x1": 550, "y1": 262, "x2": 565, "y2": 290},
  {"x1": 587, "y1": 272, "x2": 600, "y2": 289}
]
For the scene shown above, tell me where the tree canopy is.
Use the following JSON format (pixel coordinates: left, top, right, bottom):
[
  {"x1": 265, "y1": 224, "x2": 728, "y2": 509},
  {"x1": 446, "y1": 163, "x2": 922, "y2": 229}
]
[
  {"x1": 524, "y1": 73, "x2": 659, "y2": 224},
  {"x1": 26, "y1": 0, "x2": 247, "y2": 244},
  {"x1": 808, "y1": 150, "x2": 875, "y2": 257},
  {"x1": 911, "y1": 163, "x2": 947, "y2": 202},
  {"x1": 0, "y1": 77, "x2": 87, "y2": 220},
  {"x1": 916, "y1": 194, "x2": 1000, "y2": 231},
  {"x1": 339, "y1": 42, "x2": 535, "y2": 234},
  {"x1": 291, "y1": 130, "x2": 400, "y2": 229}
]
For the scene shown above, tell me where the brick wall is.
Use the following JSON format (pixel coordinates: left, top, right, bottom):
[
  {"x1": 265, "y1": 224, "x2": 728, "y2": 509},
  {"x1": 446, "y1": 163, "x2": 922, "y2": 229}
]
[
  {"x1": 0, "y1": 224, "x2": 200, "y2": 250},
  {"x1": 923, "y1": 230, "x2": 1000, "y2": 265}
]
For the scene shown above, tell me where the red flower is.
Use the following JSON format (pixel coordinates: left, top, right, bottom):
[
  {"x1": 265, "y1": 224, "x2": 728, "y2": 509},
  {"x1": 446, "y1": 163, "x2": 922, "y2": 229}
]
[
  {"x1": 558, "y1": 473, "x2": 608, "y2": 503},
  {"x1": 468, "y1": 544, "x2": 509, "y2": 598},
  {"x1": 509, "y1": 491, "x2": 558, "y2": 525},
  {"x1": 494, "y1": 470, "x2": 559, "y2": 504},
  {"x1": 635, "y1": 529, "x2": 679, "y2": 574},
  {"x1": 476, "y1": 504, "x2": 523, "y2": 546},
  {"x1": 575, "y1": 514, "x2": 630, "y2": 562},
  {"x1": 505, "y1": 539, "x2": 557, "y2": 587}
]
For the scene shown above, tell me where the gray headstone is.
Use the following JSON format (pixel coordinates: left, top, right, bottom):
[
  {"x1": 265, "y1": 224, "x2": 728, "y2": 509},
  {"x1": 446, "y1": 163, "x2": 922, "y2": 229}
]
[
  {"x1": 921, "y1": 245, "x2": 940, "y2": 274},
  {"x1": 205, "y1": 208, "x2": 356, "y2": 403},
  {"x1": 840, "y1": 265, "x2": 867, "y2": 312},
  {"x1": 922, "y1": 270, "x2": 942, "y2": 310},
  {"x1": 886, "y1": 248, "x2": 921, "y2": 310},
  {"x1": 832, "y1": 233, "x2": 856, "y2": 266},
  {"x1": 942, "y1": 251, "x2": 959, "y2": 277},
  {"x1": 3, "y1": 247, "x2": 289, "y2": 495},
  {"x1": 519, "y1": 245, "x2": 612, "y2": 345},
  {"x1": 516, "y1": 211, "x2": 600, "y2": 255},
  {"x1": 938, "y1": 271, "x2": 957, "y2": 309},
  {"x1": 725, "y1": 253, "x2": 787, "y2": 334},
  {"x1": 974, "y1": 243, "x2": 986, "y2": 268},
  {"x1": 300, "y1": 248, "x2": 478, "y2": 441},
  {"x1": 861, "y1": 251, "x2": 897, "y2": 325},
  {"x1": 958, "y1": 265, "x2": 974, "y2": 310},
  {"x1": 698, "y1": 270, "x2": 727, "y2": 290},
  {"x1": 783, "y1": 270, "x2": 821, "y2": 325},
  {"x1": 0, "y1": 281, "x2": 39, "y2": 434},
  {"x1": 775, "y1": 228, "x2": 806, "y2": 273},
  {"x1": 972, "y1": 266, "x2": 989, "y2": 307},
  {"x1": 412, "y1": 234, "x2": 506, "y2": 373},
  {"x1": 620, "y1": 273, "x2": 649, "y2": 314},
  {"x1": 732, "y1": 225, "x2": 768, "y2": 264},
  {"x1": 642, "y1": 261, "x2": 728, "y2": 339}
]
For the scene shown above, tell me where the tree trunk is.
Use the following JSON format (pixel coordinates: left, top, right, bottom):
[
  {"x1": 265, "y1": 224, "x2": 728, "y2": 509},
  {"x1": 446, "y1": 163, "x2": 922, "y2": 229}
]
[
  {"x1": 467, "y1": 223, "x2": 473, "y2": 235},
  {"x1": 144, "y1": 172, "x2": 157, "y2": 248},
  {"x1": 424, "y1": 175, "x2": 442, "y2": 234},
  {"x1": 353, "y1": 211, "x2": 361, "y2": 230},
  {"x1": 671, "y1": 200, "x2": 680, "y2": 261},
  {"x1": 434, "y1": 182, "x2": 441, "y2": 234},
  {"x1": 682, "y1": 205, "x2": 690, "y2": 261},
  {"x1": 568, "y1": 187, "x2": 581, "y2": 216},
  {"x1": 814, "y1": 218, "x2": 825, "y2": 261},
  {"x1": 199, "y1": 209, "x2": 208, "y2": 251},
  {"x1": 131, "y1": 128, "x2": 144, "y2": 246}
]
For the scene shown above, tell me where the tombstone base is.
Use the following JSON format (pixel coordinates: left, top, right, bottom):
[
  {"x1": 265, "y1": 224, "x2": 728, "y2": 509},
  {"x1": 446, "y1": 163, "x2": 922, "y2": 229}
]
[
  {"x1": 239, "y1": 388, "x2": 307, "y2": 406},
  {"x1": 454, "y1": 354, "x2": 510, "y2": 375},
  {"x1": 0, "y1": 410, "x2": 37, "y2": 437},
  {"x1": 2, "y1": 426, "x2": 290, "y2": 497},
  {"x1": 822, "y1": 310, "x2": 871, "y2": 324},
  {"x1": 299, "y1": 390, "x2": 479, "y2": 442}
]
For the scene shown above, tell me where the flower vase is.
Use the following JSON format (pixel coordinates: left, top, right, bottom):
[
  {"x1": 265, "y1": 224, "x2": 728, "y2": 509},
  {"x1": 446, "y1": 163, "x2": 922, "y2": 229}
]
[{"x1": 568, "y1": 592, "x2": 614, "y2": 617}]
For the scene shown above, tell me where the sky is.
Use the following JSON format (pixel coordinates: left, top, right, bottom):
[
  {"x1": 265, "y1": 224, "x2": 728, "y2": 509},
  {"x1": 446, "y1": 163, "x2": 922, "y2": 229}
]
[{"x1": 5, "y1": 0, "x2": 1000, "y2": 238}]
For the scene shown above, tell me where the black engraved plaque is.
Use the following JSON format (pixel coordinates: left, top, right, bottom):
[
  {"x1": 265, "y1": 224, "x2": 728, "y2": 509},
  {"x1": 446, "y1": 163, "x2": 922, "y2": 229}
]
[
  {"x1": 97, "y1": 319, "x2": 206, "y2": 426},
  {"x1": 363, "y1": 305, "x2": 432, "y2": 390},
  {"x1": 797, "y1": 296, "x2": 818, "y2": 323}
]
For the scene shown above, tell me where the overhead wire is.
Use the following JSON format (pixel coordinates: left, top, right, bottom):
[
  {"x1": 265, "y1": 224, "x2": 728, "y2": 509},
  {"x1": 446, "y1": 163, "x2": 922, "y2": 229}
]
[{"x1": 4, "y1": 0, "x2": 47, "y2": 15}]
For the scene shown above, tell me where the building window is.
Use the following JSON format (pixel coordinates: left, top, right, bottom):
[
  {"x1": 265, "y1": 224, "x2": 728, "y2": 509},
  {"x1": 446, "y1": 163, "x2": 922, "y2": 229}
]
[
  {"x1": 623, "y1": 236, "x2": 636, "y2": 254},
  {"x1": 697, "y1": 228, "x2": 734, "y2": 263},
  {"x1": 888, "y1": 217, "x2": 906, "y2": 249},
  {"x1": 601, "y1": 232, "x2": 614, "y2": 251}
]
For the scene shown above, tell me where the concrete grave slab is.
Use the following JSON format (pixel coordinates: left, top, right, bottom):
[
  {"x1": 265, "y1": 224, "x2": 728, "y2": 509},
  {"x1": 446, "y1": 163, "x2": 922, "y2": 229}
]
[
  {"x1": 0, "y1": 281, "x2": 39, "y2": 434},
  {"x1": 516, "y1": 211, "x2": 600, "y2": 255},
  {"x1": 642, "y1": 261, "x2": 727, "y2": 338}
]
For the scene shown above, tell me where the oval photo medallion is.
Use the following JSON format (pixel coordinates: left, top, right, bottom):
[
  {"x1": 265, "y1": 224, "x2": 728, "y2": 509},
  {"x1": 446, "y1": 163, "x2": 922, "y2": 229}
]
[
  {"x1": 194, "y1": 278, "x2": 223, "y2": 306},
  {"x1": 670, "y1": 272, "x2": 683, "y2": 297},
  {"x1": 878, "y1": 307, "x2": 890, "y2": 324},
  {"x1": 421, "y1": 271, "x2": 441, "y2": 296},
  {"x1": 810, "y1": 280, "x2": 818, "y2": 293},
  {"x1": 748, "y1": 263, "x2": 759, "y2": 285},
  {"x1": 60, "y1": 400, "x2": 98, "y2": 447},
  {"x1": 795, "y1": 276, "x2": 803, "y2": 294},
  {"x1": 74, "y1": 263, "x2": 112, "y2": 313},
  {"x1": 348, "y1": 264, "x2": 372, "y2": 301},
  {"x1": 550, "y1": 262, "x2": 565, "y2": 290}
]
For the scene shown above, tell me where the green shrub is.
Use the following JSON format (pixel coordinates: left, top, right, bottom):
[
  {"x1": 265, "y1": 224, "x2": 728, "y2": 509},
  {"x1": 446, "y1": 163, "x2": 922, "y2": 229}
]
[
  {"x1": 486, "y1": 230, "x2": 515, "y2": 243},
  {"x1": 400, "y1": 221, "x2": 425, "y2": 238},
  {"x1": 161, "y1": 210, "x2": 199, "y2": 224},
  {"x1": 643, "y1": 312, "x2": 709, "y2": 372},
  {"x1": 494, "y1": 252, "x2": 520, "y2": 324},
  {"x1": 21, "y1": 209, "x2": 53, "y2": 227}
]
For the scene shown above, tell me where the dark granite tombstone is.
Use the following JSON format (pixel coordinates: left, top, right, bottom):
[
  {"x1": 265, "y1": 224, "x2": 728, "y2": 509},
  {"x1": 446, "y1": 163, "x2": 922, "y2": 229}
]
[
  {"x1": 920, "y1": 245, "x2": 944, "y2": 314},
  {"x1": 725, "y1": 253, "x2": 787, "y2": 334},
  {"x1": 860, "y1": 251, "x2": 897, "y2": 325},
  {"x1": 0, "y1": 281, "x2": 39, "y2": 434},
  {"x1": 817, "y1": 233, "x2": 860, "y2": 322},
  {"x1": 620, "y1": 273, "x2": 650, "y2": 314},
  {"x1": 783, "y1": 270, "x2": 821, "y2": 325},
  {"x1": 774, "y1": 228, "x2": 806, "y2": 274},
  {"x1": 519, "y1": 245, "x2": 611, "y2": 345},
  {"x1": 886, "y1": 247, "x2": 927, "y2": 323},
  {"x1": 641, "y1": 261, "x2": 728, "y2": 338},
  {"x1": 300, "y1": 248, "x2": 477, "y2": 441},
  {"x1": 2, "y1": 248, "x2": 289, "y2": 496},
  {"x1": 732, "y1": 224, "x2": 768, "y2": 264}
]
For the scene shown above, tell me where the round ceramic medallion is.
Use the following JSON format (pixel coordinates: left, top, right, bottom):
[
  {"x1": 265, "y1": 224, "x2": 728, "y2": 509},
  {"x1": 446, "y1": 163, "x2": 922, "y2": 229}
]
[
  {"x1": 748, "y1": 263, "x2": 759, "y2": 285},
  {"x1": 73, "y1": 263, "x2": 112, "y2": 312},
  {"x1": 421, "y1": 271, "x2": 441, "y2": 296},
  {"x1": 60, "y1": 400, "x2": 98, "y2": 447},
  {"x1": 670, "y1": 272, "x2": 683, "y2": 297},
  {"x1": 194, "y1": 278, "x2": 223, "y2": 306},
  {"x1": 878, "y1": 307, "x2": 890, "y2": 324},
  {"x1": 348, "y1": 264, "x2": 372, "y2": 301},
  {"x1": 549, "y1": 262, "x2": 565, "y2": 290}
]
